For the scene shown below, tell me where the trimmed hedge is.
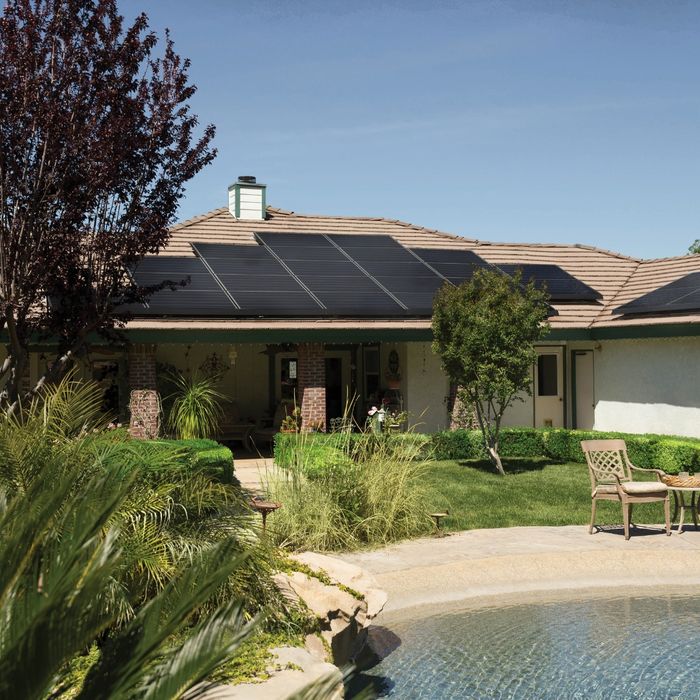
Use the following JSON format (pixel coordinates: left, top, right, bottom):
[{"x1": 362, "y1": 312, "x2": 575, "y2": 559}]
[
  {"x1": 275, "y1": 428, "x2": 700, "y2": 475},
  {"x1": 274, "y1": 431, "x2": 432, "y2": 468},
  {"x1": 431, "y1": 428, "x2": 700, "y2": 474},
  {"x1": 151, "y1": 438, "x2": 234, "y2": 483}
]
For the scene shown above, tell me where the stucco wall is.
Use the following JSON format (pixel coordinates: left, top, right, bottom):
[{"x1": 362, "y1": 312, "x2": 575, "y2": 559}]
[
  {"x1": 404, "y1": 342, "x2": 450, "y2": 433},
  {"x1": 156, "y1": 342, "x2": 269, "y2": 420},
  {"x1": 594, "y1": 337, "x2": 700, "y2": 438}
]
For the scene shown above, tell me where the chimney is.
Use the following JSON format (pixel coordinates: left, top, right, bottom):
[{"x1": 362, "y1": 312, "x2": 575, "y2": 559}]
[{"x1": 228, "y1": 175, "x2": 266, "y2": 220}]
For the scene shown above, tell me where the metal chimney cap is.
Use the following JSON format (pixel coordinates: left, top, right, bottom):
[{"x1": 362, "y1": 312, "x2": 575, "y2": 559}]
[{"x1": 238, "y1": 175, "x2": 257, "y2": 184}]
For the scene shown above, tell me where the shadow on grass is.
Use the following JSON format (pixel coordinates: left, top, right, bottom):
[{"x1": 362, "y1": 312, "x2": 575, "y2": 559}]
[{"x1": 455, "y1": 456, "x2": 565, "y2": 475}]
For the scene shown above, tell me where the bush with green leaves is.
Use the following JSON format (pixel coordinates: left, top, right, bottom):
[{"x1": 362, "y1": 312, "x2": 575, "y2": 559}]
[
  {"x1": 430, "y1": 426, "x2": 700, "y2": 473},
  {"x1": 0, "y1": 374, "x2": 317, "y2": 698}
]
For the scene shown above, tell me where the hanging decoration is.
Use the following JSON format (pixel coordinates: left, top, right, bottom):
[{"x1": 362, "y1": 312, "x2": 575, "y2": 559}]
[{"x1": 199, "y1": 351, "x2": 230, "y2": 378}]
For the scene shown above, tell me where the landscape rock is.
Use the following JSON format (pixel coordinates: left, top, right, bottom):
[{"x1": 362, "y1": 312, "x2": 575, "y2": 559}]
[
  {"x1": 191, "y1": 646, "x2": 342, "y2": 699},
  {"x1": 273, "y1": 552, "x2": 388, "y2": 668}
]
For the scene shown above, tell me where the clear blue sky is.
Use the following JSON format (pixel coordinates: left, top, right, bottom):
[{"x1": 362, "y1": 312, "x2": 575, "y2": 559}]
[{"x1": 121, "y1": 0, "x2": 700, "y2": 259}]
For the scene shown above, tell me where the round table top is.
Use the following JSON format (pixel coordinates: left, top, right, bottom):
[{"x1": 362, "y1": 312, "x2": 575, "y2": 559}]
[{"x1": 662, "y1": 475, "x2": 700, "y2": 490}]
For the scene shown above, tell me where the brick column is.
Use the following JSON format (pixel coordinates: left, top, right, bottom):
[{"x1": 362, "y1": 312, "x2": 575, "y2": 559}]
[
  {"x1": 128, "y1": 343, "x2": 160, "y2": 439},
  {"x1": 297, "y1": 342, "x2": 326, "y2": 432}
]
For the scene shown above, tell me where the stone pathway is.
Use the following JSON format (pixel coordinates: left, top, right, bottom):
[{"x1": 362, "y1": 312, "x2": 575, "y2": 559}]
[
  {"x1": 234, "y1": 454, "x2": 274, "y2": 495},
  {"x1": 339, "y1": 525, "x2": 700, "y2": 613}
]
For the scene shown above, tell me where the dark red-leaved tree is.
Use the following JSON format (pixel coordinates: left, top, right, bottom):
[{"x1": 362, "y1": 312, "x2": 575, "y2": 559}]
[{"x1": 0, "y1": 0, "x2": 215, "y2": 407}]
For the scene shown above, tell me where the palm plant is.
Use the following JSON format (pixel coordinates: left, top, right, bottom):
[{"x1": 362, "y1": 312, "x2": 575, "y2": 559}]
[
  {"x1": 166, "y1": 372, "x2": 225, "y2": 440},
  {"x1": 0, "y1": 374, "x2": 302, "y2": 697},
  {"x1": 0, "y1": 437, "x2": 254, "y2": 700}
]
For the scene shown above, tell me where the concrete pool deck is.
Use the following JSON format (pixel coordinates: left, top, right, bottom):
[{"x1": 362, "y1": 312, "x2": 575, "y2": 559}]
[{"x1": 338, "y1": 525, "x2": 700, "y2": 614}]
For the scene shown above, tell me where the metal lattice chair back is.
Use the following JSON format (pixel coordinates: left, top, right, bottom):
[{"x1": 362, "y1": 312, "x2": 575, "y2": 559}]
[{"x1": 581, "y1": 439, "x2": 632, "y2": 488}]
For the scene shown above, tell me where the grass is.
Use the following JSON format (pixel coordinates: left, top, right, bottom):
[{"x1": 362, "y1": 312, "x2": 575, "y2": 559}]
[{"x1": 423, "y1": 458, "x2": 671, "y2": 531}]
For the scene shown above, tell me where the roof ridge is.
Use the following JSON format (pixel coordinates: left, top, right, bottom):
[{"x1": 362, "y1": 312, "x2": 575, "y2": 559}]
[
  {"x1": 171, "y1": 207, "x2": 228, "y2": 231},
  {"x1": 265, "y1": 206, "x2": 474, "y2": 242},
  {"x1": 637, "y1": 252, "x2": 700, "y2": 265},
  {"x1": 475, "y1": 240, "x2": 639, "y2": 262}
]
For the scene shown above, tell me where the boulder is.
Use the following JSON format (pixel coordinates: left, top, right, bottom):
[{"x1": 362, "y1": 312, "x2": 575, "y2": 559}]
[
  {"x1": 273, "y1": 553, "x2": 388, "y2": 668},
  {"x1": 191, "y1": 646, "x2": 342, "y2": 700}
]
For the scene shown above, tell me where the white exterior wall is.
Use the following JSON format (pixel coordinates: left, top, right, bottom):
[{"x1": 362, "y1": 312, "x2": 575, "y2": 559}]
[
  {"x1": 594, "y1": 337, "x2": 700, "y2": 438},
  {"x1": 404, "y1": 342, "x2": 450, "y2": 433}
]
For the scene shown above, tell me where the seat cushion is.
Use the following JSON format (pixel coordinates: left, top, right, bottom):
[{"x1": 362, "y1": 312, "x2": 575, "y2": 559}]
[{"x1": 621, "y1": 481, "x2": 667, "y2": 495}]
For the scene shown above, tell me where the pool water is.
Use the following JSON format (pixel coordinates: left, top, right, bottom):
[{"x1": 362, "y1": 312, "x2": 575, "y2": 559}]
[{"x1": 359, "y1": 594, "x2": 700, "y2": 699}]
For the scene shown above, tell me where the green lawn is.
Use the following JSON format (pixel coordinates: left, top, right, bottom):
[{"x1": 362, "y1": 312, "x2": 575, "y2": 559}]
[{"x1": 422, "y1": 458, "x2": 670, "y2": 531}]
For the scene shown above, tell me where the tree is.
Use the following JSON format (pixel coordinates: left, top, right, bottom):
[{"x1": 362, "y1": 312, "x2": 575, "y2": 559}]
[
  {"x1": 689, "y1": 240, "x2": 700, "y2": 255},
  {"x1": 0, "y1": 0, "x2": 216, "y2": 408},
  {"x1": 432, "y1": 269, "x2": 550, "y2": 475}
]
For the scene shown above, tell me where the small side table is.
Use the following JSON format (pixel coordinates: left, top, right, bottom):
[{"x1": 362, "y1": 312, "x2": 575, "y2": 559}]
[
  {"x1": 668, "y1": 487, "x2": 700, "y2": 534},
  {"x1": 430, "y1": 511, "x2": 449, "y2": 536}
]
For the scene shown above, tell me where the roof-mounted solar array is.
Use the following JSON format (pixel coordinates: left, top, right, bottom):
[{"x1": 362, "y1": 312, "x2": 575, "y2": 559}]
[
  {"x1": 126, "y1": 234, "x2": 600, "y2": 318},
  {"x1": 255, "y1": 232, "x2": 405, "y2": 315},
  {"x1": 128, "y1": 257, "x2": 235, "y2": 316},
  {"x1": 615, "y1": 271, "x2": 700, "y2": 316},
  {"x1": 496, "y1": 263, "x2": 601, "y2": 302}
]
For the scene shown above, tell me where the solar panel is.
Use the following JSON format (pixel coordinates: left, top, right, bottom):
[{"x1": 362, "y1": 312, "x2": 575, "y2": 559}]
[
  {"x1": 129, "y1": 257, "x2": 236, "y2": 316},
  {"x1": 410, "y1": 248, "x2": 492, "y2": 286},
  {"x1": 256, "y1": 232, "x2": 407, "y2": 315},
  {"x1": 615, "y1": 271, "x2": 700, "y2": 315},
  {"x1": 496, "y1": 264, "x2": 601, "y2": 302},
  {"x1": 327, "y1": 235, "x2": 447, "y2": 313},
  {"x1": 193, "y1": 242, "x2": 323, "y2": 314}
]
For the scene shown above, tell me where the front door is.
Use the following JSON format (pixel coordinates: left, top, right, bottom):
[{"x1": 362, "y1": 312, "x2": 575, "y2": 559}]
[
  {"x1": 534, "y1": 348, "x2": 564, "y2": 428},
  {"x1": 573, "y1": 350, "x2": 595, "y2": 429}
]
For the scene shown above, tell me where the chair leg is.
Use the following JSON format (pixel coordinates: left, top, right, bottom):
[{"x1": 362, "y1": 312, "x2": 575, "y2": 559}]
[
  {"x1": 623, "y1": 502, "x2": 631, "y2": 540},
  {"x1": 589, "y1": 499, "x2": 597, "y2": 535},
  {"x1": 628, "y1": 504, "x2": 634, "y2": 527},
  {"x1": 664, "y1": 497, "x2": 671, "y2": 536}
]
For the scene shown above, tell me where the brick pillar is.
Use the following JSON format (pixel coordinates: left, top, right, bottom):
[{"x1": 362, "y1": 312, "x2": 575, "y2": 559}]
[
  {"x1": 297, "y1": 342, "x2": 326, "y2": 432},
  {"x1": 128, "y1": 343, "x2": 160, "y2": 439}
]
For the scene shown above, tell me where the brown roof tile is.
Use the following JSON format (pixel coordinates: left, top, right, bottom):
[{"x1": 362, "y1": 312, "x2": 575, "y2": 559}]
[{"x1": 151, "y1": 205, "x2": 700, "y2": 331}]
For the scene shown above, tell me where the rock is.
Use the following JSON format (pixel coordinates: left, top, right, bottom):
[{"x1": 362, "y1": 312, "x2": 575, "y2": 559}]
[
  {"x1": 190, "y1": 646, "x2": 343, "y2": 699},
  {"x1": 273, "y1": 553, "x2": 388, "y2": 668},
  {"x1": 291, "y1": 551, "x2": 388, "y2": 621},
  {"x1": 304, "y1": 633, "x2": 329, "y2": 662}
]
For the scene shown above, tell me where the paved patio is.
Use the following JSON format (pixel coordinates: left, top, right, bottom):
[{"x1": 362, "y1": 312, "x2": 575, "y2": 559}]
[
  {"x1": 234, "y1": 453, "x2": 274, "y2": 495},
  {"x1": 339, "y1": 525, "x2": 700, "y2": 613}
]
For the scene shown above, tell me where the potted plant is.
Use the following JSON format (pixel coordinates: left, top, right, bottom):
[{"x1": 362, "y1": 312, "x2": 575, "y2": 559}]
[{"x1": 280, "y1": 406, "x2": 301, "y2": 433}]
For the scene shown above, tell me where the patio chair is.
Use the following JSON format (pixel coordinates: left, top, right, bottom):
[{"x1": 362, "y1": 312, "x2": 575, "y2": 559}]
[{"x1": 581, "y1": 439, "x2": 671, "y2": 540}]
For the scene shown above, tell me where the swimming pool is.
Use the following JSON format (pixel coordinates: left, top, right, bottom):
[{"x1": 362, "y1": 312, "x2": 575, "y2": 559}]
[{"x1": 359, "y1": 593, "x2": 700, "y2": 699}]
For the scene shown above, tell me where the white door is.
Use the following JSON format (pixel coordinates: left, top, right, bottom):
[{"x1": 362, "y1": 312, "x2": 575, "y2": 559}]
[
  {"x1": 573, "y1": 350, "x2": 595, "y2": 430},
  {"x1": 534, "y1": 348, "x2": 564, "y2": 428}
]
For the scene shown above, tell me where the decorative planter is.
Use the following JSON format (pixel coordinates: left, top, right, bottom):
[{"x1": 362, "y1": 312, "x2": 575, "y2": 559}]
[{"x1": 386, "y1": 379, "x2": 401, "y2": 390}]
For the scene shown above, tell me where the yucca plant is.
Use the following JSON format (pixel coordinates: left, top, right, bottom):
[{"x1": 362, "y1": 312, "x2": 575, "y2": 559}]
[{"x1": 166, "y1": 372, "x2": 225, "y2": 440}]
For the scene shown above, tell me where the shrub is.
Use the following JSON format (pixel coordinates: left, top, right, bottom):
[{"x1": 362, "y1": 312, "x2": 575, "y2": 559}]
[
  {"x1": 268, "y1": 431, "x2": 432, "y2": 551},
  {"x1": 146, "y1": 438, "x2": 234, "y2": 483},
  {"x1": 430, "y1": 427, "x2": 700, "y2": 474}
]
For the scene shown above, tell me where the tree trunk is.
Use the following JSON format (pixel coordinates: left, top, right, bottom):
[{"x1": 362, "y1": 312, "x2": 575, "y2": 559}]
[{"x1": 487, "y1": 442, "x2": 505, "y2": 476}]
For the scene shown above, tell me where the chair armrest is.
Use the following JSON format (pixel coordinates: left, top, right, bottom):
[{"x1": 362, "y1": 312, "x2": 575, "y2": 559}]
[{"x1": 630, "y1": 464, "x2": 667, "y2": 480}]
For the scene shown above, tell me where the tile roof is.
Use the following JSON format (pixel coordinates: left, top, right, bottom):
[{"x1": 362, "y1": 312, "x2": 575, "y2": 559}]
[{"x1": 148, "y1": 205, "x2": 700, "y2": 332}]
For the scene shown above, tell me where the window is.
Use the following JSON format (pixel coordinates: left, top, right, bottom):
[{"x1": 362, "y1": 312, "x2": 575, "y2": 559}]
[
  {"x1": 280, "y1": 357, "x2": 298, "y2": 402},
  {"x1": 537, "y1": 354, "x2": 558, "y2": 396}
]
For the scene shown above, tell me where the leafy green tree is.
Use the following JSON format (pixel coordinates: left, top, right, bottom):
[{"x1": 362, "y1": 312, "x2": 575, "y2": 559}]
[
  {"x1": 432, "y1": 269, "x2": 550, "y2": 475},
  {"x1": 689, "y1": 240, "x2": 700, "y2": 255}
]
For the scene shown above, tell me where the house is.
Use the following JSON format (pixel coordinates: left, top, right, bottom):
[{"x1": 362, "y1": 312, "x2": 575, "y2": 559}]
[{"x1": 64, "y1": 176, "x2": 700, "y2": 440}]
